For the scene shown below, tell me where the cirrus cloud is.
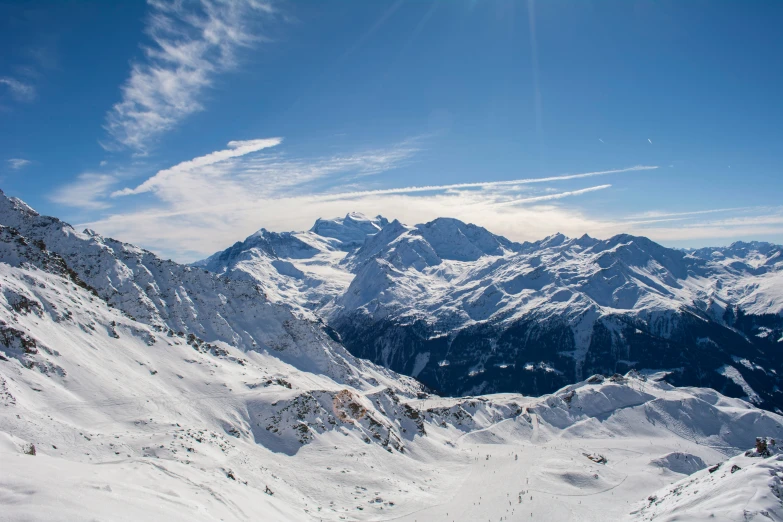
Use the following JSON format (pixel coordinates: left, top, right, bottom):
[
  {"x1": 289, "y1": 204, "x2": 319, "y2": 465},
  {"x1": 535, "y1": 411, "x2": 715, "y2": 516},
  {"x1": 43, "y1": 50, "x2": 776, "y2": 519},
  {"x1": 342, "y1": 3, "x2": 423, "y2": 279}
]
[
  {"x1": 7, "y1": 158, "x2": 32, "y2": 170},
  {"x1": 49, "y1": 173, "x2": 118, "y2": 210},
  {"x1": 105, "y1": 0, "x2": 277, "y2": 152},
  {"x1": 0, "y1": 77, "x2": 36, "y2": 102}
]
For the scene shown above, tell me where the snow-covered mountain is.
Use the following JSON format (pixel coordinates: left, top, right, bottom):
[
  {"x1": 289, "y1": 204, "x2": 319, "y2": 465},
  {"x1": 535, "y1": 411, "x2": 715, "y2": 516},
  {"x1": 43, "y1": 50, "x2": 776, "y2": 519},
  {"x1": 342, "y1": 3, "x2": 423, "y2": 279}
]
[
  {"x1": 200, "y1": 214, "x2": 783, "y2": 411},
  {"x1": 192, "y1": 212, "x2": 388, "y2": 312},
  {"x1": 3, "y1": 192, "x2": 783, "y2": 520},
  {"x1": 0, "y1": 195, "x2": 414, "y2": 388}
]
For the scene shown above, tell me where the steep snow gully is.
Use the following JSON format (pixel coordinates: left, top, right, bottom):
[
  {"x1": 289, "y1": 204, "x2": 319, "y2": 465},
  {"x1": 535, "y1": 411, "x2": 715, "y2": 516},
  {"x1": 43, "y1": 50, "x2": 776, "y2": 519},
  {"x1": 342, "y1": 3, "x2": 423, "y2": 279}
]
[{"x1": 2, "y1": 190, "x2": 783, "y2": 521}]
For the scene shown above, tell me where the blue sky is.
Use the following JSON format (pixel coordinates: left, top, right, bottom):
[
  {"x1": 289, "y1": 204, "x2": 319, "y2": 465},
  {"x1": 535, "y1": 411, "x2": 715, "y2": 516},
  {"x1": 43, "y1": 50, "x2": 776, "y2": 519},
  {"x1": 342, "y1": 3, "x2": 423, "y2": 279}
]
[{"x1": 1, "y1": 0, "x2": 782, "y2": 261}]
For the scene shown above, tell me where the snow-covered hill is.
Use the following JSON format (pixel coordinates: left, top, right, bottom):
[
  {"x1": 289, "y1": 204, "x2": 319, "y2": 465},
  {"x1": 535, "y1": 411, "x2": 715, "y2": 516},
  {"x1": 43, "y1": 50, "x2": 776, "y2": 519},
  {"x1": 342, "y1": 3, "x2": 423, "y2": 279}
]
[
  {"x1": 629, "y1": 438, "x2": 783, "y2": 521},
  {"x1": 2, "y1": 194, "x2": 783, "y2": 520},
  {"x1": 200, "y1": 213, "x2": 783, "y2": 410}
]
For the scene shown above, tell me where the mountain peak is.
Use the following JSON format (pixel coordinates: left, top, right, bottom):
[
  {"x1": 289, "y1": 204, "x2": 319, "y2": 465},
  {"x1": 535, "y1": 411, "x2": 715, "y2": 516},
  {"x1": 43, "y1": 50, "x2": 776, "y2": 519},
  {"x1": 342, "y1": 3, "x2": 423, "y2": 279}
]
[
  {"x1": 540, "y1": 232, "x2": 568, "y2": 248},
  {"x1": 311, "y1": 212, "x2": 388, "y2": 230},
  {"x1": 422, "y1": 216, "x2": 467, "y2": 227},
  {"x1": 309, "y1": 212, "x2": 388, "y2": 250},
  {"x1": 343, "y1": 211, "x2": 383, "y2": 223},
  {"x1": 416, "y1": 217, "x2": 519, "y2": 261},
  {"x1": 7, "y1": 197, "x2": 39, "y2": 217}
]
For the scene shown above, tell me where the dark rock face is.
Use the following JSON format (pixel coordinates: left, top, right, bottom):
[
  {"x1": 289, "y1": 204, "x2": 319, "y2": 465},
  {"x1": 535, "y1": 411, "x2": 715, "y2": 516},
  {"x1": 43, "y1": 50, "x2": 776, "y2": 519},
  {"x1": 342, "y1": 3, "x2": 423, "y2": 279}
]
[{"x1": 332, "y1": 308, "x2": 783, "y2": 411}]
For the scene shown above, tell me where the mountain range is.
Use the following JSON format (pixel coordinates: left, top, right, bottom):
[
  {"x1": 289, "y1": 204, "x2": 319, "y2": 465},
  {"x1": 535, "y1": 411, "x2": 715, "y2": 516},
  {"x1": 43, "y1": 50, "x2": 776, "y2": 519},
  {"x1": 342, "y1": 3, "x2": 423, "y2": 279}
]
[{"x1": 197, "y1": 211, "x2": 783, "y2": 411}]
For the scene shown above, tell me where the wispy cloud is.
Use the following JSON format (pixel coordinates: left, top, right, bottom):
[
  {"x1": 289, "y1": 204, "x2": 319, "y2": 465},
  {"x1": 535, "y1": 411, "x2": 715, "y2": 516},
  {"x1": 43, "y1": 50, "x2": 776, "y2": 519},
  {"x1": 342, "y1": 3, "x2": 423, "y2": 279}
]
[
  {"x1": 617, "y1": 207, "x2": 764, "y2": 226},
  {"x1": 625, "y1": 207, "x2": 754, "y2": 220},
  {"x1": 679, "y1": 212, "x2": 783, "y2": 229},
  {"x1": 497, "y1": 184, "x2": 611, "y2": 206},
  {"x1": 112, "y1": 138, "x2": 283, "y2": 196},
  {"x1": 1, "y1": 39, "x2": 58, "y2": 107},
  {"x1": 0, "y1": 77, "x2": 36, "y2": 102},
  {"x1": 7, "y1": 158, "x2": 31, "y2": 170},
  {"x1": 109, "y1": 135, "x2": 420, "y2": 202},
  {"x1": 224, "y1": 138, "x2": 422, "y2": 195},
  {"x1": 310, "y1": 165, "x2": 656, "y2": 201},
  {"x1": 49, "y1": 173, "x2": 118, "y2": 210},
  {"x1": 105, "y1": 0, "x2": 277, "y2": 152}
]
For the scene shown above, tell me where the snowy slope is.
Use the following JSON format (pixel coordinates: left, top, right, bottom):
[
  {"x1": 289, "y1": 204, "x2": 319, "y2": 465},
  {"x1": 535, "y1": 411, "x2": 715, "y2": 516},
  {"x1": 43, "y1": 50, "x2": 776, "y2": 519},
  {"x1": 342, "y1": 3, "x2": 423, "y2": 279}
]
[
  {"x1": 193, "y1": 213, "x2": 387, "y2": 311},
  {"x1": 0, "y1": 252, "x2": 430, "y2": 520},
  {"x1": 0, "y1": 193, "x2": 411, "y2": 389},
  {"x1": 0, "y1": 217, "x2": 442, "y2": 520},
  {"x1": 199, "y1": 213, "x2": 783, "y2": 409},
  {"x1": 629, "y1": 440, "x2": 783, "y2": 521}
]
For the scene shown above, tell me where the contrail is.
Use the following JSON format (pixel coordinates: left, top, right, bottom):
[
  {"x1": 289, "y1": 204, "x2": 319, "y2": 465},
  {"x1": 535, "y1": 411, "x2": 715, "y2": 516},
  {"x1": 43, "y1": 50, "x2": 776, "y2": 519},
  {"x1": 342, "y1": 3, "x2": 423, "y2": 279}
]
[
  {"x1": 311, "y1": 165, "x2": 658, "y2": 201},
  {"x1": 495, "y1": 184, "x2": 611, "y2": 206}
]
